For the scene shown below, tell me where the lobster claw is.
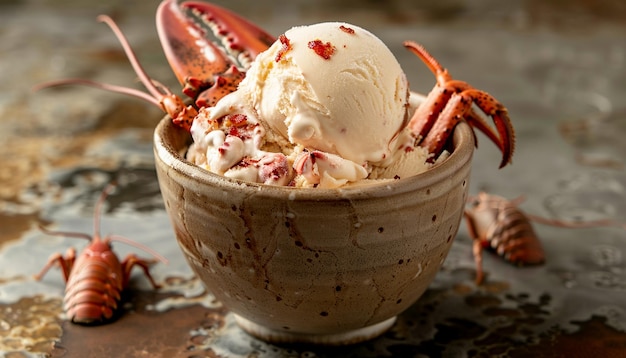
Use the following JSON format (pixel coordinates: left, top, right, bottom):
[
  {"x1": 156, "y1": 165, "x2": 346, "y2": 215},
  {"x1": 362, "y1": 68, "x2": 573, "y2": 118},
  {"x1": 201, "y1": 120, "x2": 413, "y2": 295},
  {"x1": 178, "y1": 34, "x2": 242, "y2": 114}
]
[{"x1": 156, "y1": 0, "x2": 275, "y2": 107}]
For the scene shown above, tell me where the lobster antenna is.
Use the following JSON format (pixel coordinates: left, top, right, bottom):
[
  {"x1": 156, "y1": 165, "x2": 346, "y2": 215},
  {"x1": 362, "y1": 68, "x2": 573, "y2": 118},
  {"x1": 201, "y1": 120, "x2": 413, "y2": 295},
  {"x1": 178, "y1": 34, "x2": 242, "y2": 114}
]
[
  {"x1": 403, "y1": 41, "x2": 447, "y2": 79},
  {"x1": 32, "y1": 15, "x2": 170, "y2": 107},
  {"x1": 32, "y1": 79, "x2": 161, "y2": 108},
  {"x1": 94, "y1": 183, "x2": 117, "y2": 239},
  {"x1": 526, "y1": 214, "x2": 626, "y2": 231},
  {"x1": 39, "y1": 224, "x2": 92, "y2": 241},
  {"x1": 38, "y1": 183, "x2": 117, "y2": 241},
  {"x1": 97, "y1": 15, "x2": 172, "y2": 100},
  {"x1": 108, "y1": 235, "x2": 169, "y2": 264},
  {"x1": 95, "y1": 183, "x2": 168, "y2": 263}
]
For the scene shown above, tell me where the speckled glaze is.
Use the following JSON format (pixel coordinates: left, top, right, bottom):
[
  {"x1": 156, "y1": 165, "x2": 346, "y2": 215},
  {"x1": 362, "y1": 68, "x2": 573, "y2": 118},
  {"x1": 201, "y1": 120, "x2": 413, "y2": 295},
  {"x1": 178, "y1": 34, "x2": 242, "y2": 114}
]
[{"x1": 153, "y1": 94, "x2": 474, "y2": 345}]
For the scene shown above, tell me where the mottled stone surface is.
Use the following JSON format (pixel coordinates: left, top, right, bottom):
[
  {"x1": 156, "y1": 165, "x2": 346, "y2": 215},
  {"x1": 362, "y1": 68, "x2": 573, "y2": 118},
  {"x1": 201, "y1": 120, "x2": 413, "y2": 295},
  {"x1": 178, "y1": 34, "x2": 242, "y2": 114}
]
[{"x1": 1, "y1": 0, "x2": 625, "y2": 357}]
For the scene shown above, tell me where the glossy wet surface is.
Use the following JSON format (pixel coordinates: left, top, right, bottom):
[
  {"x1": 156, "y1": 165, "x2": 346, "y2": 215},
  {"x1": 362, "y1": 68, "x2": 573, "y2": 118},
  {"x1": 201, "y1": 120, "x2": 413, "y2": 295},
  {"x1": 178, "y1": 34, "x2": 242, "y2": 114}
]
[{"x1": 1, "y1": 0, "x2": 626, "y2": 356}]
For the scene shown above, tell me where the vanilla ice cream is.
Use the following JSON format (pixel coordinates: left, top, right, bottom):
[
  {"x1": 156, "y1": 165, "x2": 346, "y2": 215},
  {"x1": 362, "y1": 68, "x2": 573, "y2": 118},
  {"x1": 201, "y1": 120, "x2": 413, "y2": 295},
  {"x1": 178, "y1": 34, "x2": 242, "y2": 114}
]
[
  {"x1": 187, "y1": 22, "x2": 432, "y2": 188},
  {"x1": 244, "y1": 22, "x2": 409, "y2": 165}
]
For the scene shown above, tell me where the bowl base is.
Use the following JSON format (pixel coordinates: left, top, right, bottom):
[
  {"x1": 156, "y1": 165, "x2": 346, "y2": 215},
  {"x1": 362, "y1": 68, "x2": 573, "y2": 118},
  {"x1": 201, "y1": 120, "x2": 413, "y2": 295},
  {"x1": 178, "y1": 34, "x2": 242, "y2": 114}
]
[{"x1": 234, "y1": 314, "x2": 397, "y2": 346}]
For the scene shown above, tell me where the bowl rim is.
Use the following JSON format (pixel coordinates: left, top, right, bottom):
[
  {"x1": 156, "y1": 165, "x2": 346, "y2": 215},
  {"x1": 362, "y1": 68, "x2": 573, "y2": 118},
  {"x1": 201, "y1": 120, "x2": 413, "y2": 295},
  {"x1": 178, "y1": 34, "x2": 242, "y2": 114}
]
[{"x1": 153, "y1": 95, "x2": 475, "y2": 200}]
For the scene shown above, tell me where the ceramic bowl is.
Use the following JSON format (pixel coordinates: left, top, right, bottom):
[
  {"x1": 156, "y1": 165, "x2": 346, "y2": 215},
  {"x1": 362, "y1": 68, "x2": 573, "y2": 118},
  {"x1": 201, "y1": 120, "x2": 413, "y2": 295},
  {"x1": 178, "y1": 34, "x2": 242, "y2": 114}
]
[{"x1": 153, "y1": 93, "x2": 474, "y2": 345}]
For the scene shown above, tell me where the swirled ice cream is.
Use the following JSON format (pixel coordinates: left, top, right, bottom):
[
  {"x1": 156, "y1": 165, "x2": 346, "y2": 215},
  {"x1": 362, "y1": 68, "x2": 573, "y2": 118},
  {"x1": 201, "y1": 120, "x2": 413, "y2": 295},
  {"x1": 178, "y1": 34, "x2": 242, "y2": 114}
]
[{"x1": 186, "y1": 22, "x2": 432, "y2": 188}]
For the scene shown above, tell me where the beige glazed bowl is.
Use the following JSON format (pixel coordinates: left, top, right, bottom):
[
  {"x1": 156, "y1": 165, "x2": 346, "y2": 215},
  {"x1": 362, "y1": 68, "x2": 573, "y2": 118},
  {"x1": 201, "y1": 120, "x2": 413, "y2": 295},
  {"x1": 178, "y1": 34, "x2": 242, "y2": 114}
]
[{"x1": 153, "y1": 94, "x2": 475, "y2": 345}]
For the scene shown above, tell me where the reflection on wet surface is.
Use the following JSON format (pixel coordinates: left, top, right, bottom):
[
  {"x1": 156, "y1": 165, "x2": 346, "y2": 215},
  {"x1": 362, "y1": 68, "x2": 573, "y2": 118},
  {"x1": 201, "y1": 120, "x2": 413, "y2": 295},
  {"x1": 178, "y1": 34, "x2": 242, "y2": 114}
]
[
  {"x1": 0, "y1": 296, "x2": 62, "y2": 354},
  {"x1": 1, "y1": 0, "x2": 626, "y2": 356}
]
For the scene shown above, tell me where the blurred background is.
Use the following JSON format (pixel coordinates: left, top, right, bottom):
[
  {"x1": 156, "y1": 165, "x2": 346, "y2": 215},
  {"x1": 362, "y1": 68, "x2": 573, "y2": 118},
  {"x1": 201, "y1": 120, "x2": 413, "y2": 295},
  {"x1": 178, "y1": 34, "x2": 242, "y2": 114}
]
[
  {"x1": 1, "y1": 0, "x2": 626, "y2": 357},
  {"x1": 2, "y1": 0, "x2": 626, "y2": 202}
]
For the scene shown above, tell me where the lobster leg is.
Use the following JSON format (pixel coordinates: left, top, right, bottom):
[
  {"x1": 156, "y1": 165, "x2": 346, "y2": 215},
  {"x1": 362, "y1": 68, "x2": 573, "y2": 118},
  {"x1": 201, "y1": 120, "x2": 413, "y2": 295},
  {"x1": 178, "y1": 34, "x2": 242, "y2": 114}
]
[
  {"x1": 34, "y1": 247, "x2": 76, "y2": 283},
  {"x1": 472, "y1": 240, "x2": 486, "y2": 285},
  {"x1": 405, "y1": 41, "x2": 515, "y2": 168},
  {"x1": 408, "y1": 84, "x2": 453, "y2": 143},
  {"x1": 120, "y1": 254, "x2": 161, "y2": 289},
  {"x1": 464, "y1": 89, "x2": 515, "y2": 168},
  {"x1": 419, "y1": 92, "x2": 472, "y2": 158},
  {"x1": 464, "y1": 211, "x2": 486, "y2": 284},
  {"x1": 417, "y1": 88, "x2": 514, "y2": 168},
  {"x1": 405, "y1": 41, "x2": 453, "y2": 142}
]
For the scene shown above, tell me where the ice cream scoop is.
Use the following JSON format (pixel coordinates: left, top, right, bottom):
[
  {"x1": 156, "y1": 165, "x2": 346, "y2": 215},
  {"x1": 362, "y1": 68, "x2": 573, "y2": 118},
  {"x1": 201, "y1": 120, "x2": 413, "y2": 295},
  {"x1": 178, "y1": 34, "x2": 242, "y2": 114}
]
[
  {"x1": 241, "y1": 22, "x2": 410, "y2": 166},
  {"x1": 188, "y1": 22, "x2": 429, "y2": 188}
]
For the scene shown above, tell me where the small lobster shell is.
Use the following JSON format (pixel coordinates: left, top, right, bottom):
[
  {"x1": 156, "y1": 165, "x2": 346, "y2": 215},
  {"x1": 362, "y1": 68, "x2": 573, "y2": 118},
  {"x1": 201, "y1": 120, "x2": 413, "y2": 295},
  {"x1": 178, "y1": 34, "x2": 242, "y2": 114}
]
[
  {"x1": 464, "y1": 192, "x2": 545, "y2": 284},
  {"x1": 34, "y1": 184, "x2": 165, "y2": 325},
  {"x1": 63, "y1": 240, "x2": 124, "y2": 323}
]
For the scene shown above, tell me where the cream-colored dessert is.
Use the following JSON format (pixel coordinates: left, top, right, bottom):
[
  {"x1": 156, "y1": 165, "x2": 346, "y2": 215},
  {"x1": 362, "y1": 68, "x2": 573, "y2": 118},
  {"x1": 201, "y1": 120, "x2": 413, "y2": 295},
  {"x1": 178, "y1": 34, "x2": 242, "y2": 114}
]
[{"x1": 186, "y1": 22, "x2": 432, "y2": 188}]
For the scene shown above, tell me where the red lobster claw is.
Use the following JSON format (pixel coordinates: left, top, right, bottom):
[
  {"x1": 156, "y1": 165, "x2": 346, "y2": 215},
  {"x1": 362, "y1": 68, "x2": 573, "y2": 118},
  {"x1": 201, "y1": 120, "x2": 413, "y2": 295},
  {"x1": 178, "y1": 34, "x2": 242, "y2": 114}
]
[{"x1": 157, "y1": 0, "x2": 275, "y2": 107}]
